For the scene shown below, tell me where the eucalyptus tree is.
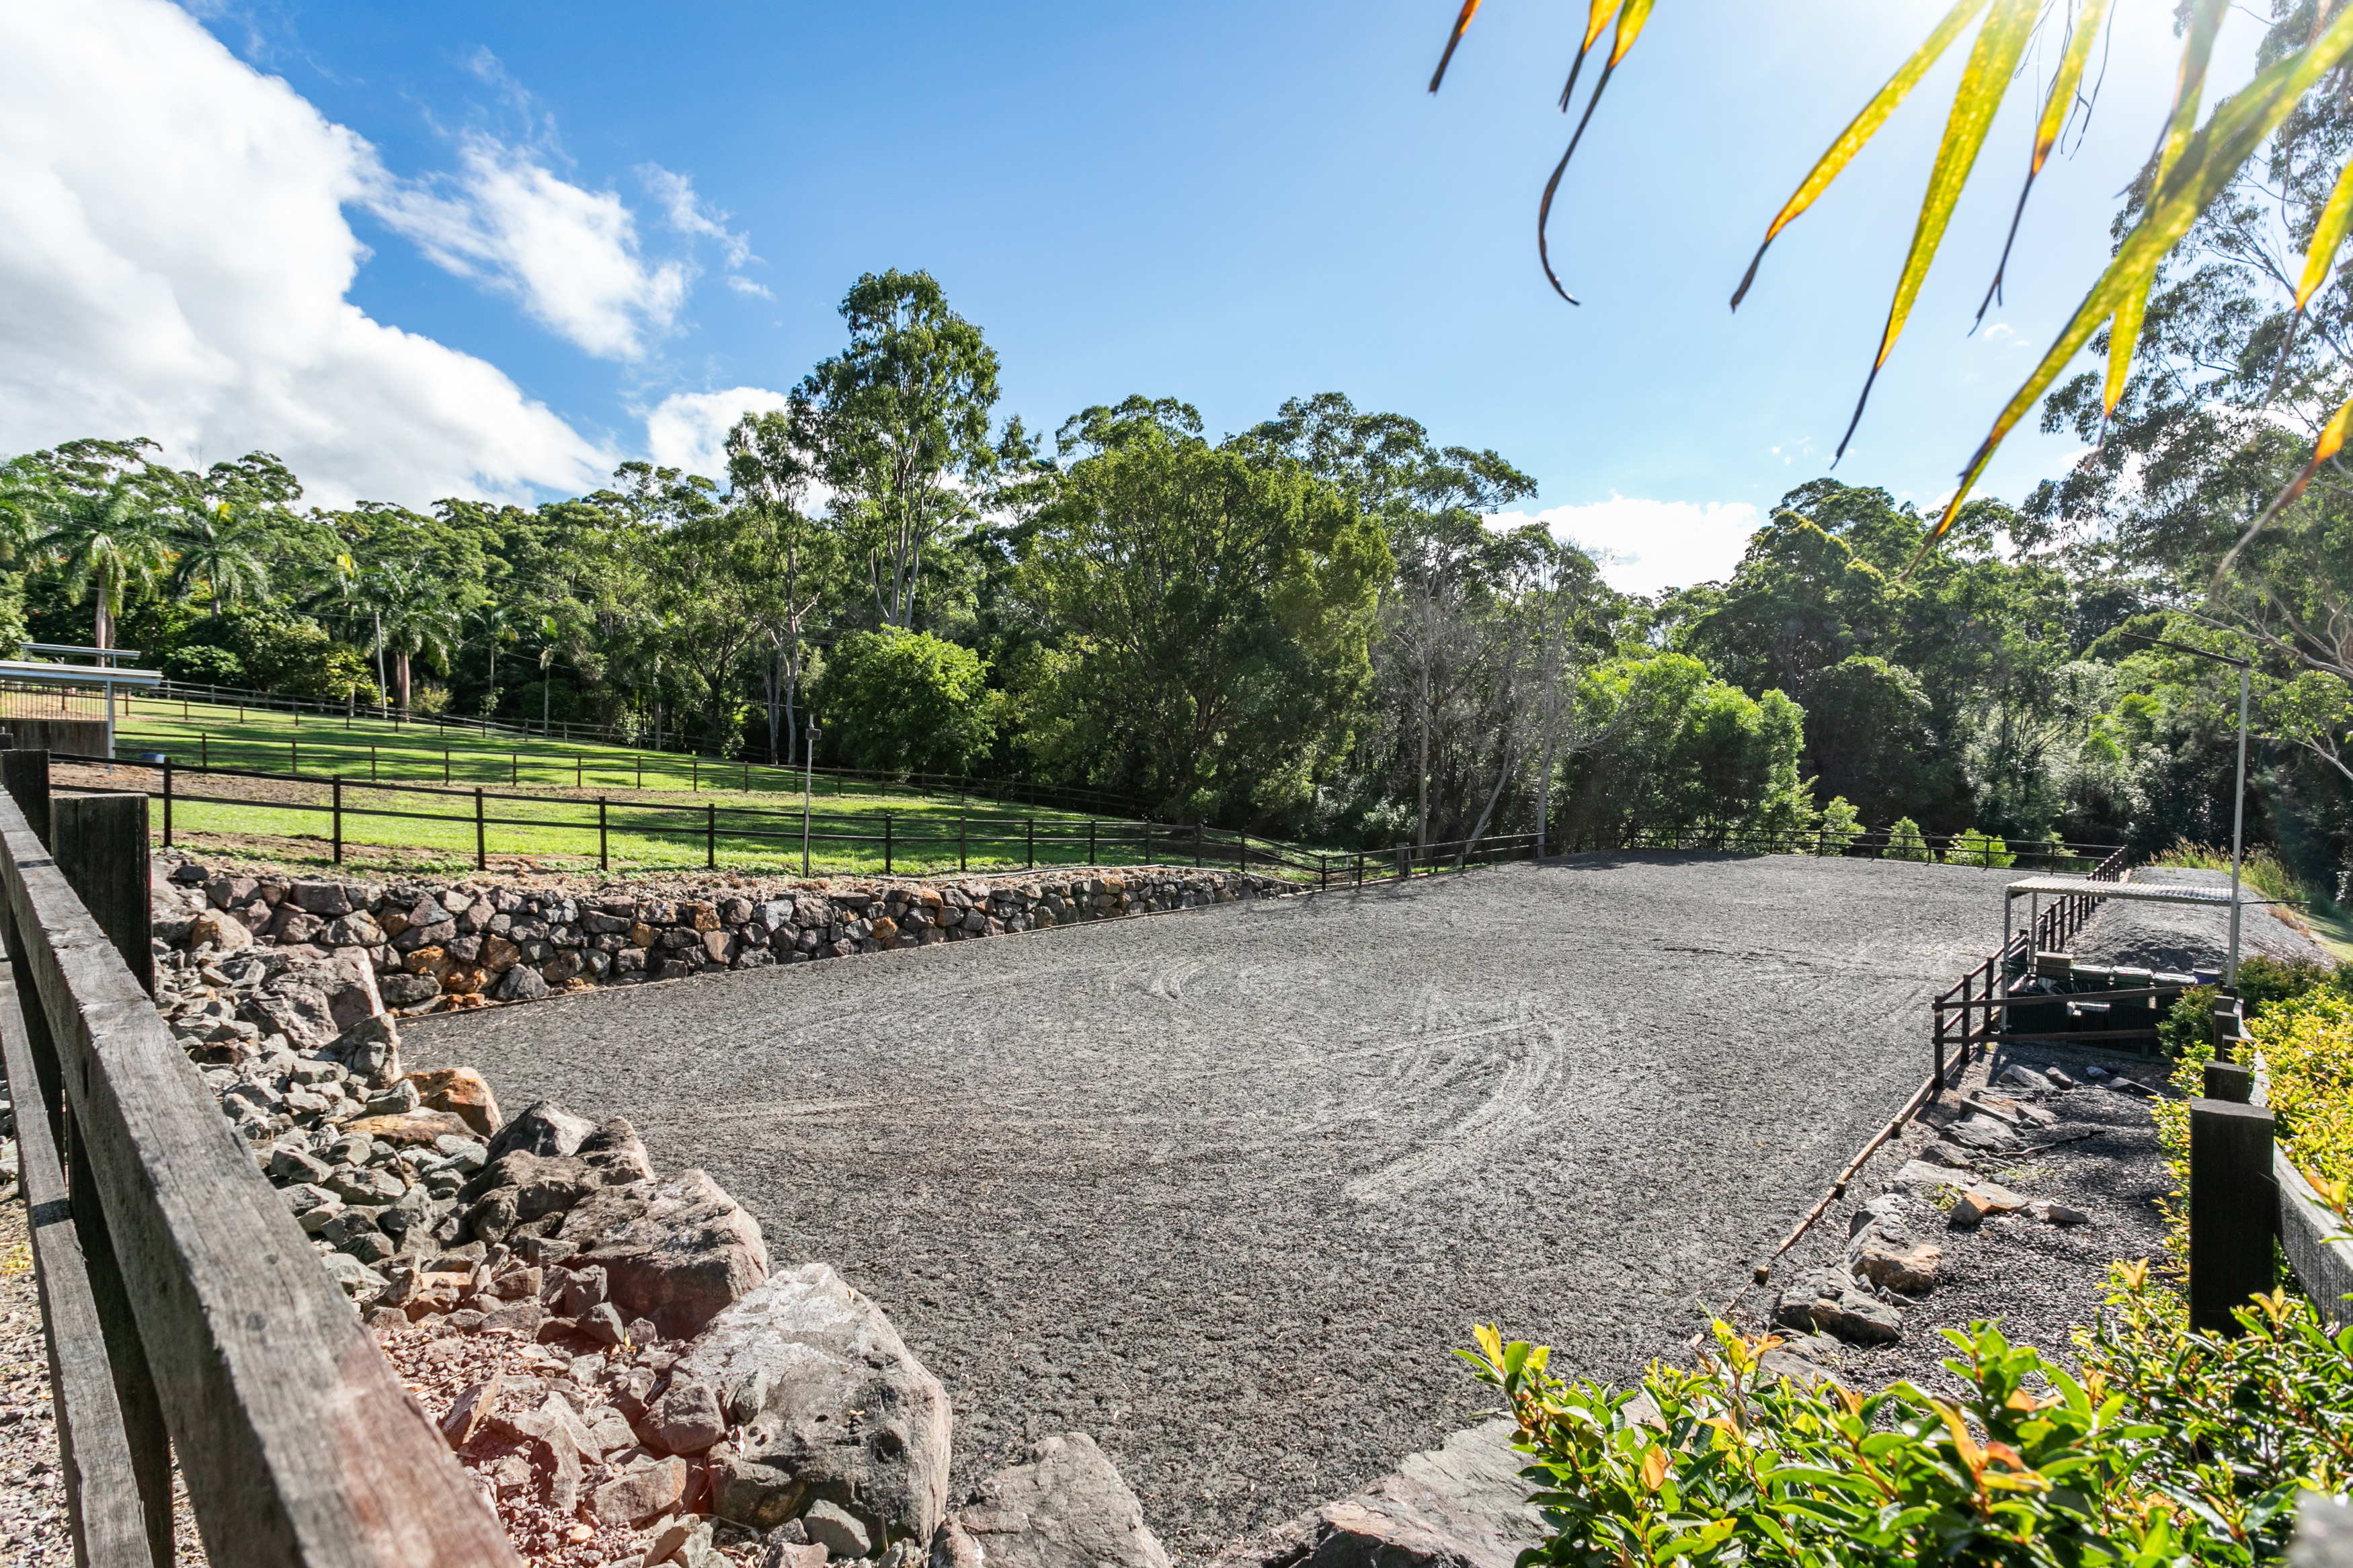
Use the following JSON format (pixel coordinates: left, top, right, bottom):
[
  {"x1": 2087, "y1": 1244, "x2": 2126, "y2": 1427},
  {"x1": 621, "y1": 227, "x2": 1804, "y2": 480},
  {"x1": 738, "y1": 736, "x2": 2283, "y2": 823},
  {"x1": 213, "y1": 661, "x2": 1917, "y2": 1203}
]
[
  {"x1": 1253, "y1": 393, "x2": 1541, "y2": 845},
  {"x1": 726, "y1": 409, "x2": 844, "y2": 764},
  {"x1": 791, "y1": 270, "x2": 1002, "y2": 629},
  {"x1": 1014, "y1": 397, "x2": 1390, "y2": 827}
]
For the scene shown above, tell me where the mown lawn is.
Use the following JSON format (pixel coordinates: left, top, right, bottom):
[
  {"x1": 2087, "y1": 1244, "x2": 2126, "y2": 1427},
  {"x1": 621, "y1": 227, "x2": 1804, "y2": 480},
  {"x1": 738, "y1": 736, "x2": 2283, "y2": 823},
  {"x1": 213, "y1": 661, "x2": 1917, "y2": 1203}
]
[{"x1": 67, "y1": 698, "x2": 1312, "y2": 879}]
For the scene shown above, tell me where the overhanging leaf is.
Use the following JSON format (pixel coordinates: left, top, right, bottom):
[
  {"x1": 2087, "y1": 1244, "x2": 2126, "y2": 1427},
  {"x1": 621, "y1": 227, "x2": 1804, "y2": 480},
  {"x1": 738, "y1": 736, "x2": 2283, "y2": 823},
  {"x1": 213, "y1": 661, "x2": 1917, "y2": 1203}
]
[
  {"x1": 2295, "y1": 146, "x2": 2353, "y2": 310},
  {"x1": 1428, "y1": 0, "x2": 1484, "y2": 93},
  {"x1": 2102, "y1": 0, "x2": 2229, "y2": 417},
  {"x1": 1536, "y1": 0, "x2": 1658, "y2": 304},
  {"x1": 1730, "y1": 0, "x2": 1993, "y2": 311},
  {"x1": 1930, "y1": 0, "x2": 2353, "y2": 556},
  {"x1": 2215, "y1": 388, "x2": 2353, "y2": 578},
  {"x1": 1977, "y1": 0, "x2": 2114, "y2": 327},
  {"x1": 1833, "y1": 0, "x2": 2042, "y2": 464},
  {"x1": 1557, "y1": 0, "x2": 1628, "y2": 112}
]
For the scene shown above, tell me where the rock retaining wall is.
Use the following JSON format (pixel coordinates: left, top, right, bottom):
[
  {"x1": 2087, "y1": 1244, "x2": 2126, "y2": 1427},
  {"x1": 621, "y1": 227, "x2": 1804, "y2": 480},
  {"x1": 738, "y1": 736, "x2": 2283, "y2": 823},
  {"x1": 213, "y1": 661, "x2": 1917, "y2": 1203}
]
[
  {"x1": 147, "y1": 882, "x2": 1179, "y2": 1567},
  {"x1": 153, "y1": 856, "x2": 1293, "y2": 1019}
]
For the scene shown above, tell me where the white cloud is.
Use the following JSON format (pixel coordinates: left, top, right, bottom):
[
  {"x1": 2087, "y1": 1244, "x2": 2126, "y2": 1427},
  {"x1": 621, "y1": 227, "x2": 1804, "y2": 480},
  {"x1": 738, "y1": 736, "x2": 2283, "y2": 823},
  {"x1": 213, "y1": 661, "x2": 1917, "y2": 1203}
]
[
  {"x1": 725, "y1": 275, "x2": 775, "y2": 299},
  {"x1": 644, "y1": 386, "x2": 793, "y2": 483},
  {"x1": 0, "y1": 0, "x2": 611, "y2": 506},
  {"x1": 369, "y1": 136, "x2": 690, "y2": 361},
  {"x1": 1489, "y1": 497, "x2": 1761, "y2": 596},
  {"x1": 637, "y1": 164, "x2": 752, "y2": 269}
]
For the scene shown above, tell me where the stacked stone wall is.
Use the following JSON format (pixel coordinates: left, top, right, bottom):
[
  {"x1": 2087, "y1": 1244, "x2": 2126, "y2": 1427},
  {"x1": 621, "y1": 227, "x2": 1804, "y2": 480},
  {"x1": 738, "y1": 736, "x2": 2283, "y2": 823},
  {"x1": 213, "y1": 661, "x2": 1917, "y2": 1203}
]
[{"x1": 155, "y1": 858, "x2": 1294, "y2": 1016}]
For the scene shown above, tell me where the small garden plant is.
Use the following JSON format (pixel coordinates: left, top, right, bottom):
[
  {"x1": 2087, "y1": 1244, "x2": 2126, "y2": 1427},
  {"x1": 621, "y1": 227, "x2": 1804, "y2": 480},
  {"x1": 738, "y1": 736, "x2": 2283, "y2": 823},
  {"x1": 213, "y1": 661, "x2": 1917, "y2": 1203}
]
[{"x1": 1461, "y1": 1264, "x2": 2353, "y2": 1567}]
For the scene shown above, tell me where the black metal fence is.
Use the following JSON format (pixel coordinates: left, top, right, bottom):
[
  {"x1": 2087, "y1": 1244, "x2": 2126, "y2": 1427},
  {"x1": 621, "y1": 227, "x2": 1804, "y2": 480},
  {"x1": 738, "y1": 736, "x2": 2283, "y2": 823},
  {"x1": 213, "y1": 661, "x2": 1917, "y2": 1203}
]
[{"x1": 1929, "y1": 845, "x2": 2134, "y2": 1091}]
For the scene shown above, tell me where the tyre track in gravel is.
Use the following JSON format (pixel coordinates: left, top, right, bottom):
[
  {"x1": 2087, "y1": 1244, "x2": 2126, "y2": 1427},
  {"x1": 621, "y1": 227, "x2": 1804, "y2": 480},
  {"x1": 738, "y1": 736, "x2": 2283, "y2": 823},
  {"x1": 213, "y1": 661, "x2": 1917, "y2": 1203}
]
[{"x1": 405, "y1": 851, "x2": 2015, "y2": 1561}]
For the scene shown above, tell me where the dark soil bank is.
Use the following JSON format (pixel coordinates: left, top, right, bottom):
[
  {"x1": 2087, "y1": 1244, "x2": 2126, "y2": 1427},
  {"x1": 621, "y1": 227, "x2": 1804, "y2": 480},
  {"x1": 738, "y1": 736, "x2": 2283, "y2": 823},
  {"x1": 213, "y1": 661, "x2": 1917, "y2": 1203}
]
[{"x1": 408, "y1": 852, "x2": 2016, "y2": 1561}]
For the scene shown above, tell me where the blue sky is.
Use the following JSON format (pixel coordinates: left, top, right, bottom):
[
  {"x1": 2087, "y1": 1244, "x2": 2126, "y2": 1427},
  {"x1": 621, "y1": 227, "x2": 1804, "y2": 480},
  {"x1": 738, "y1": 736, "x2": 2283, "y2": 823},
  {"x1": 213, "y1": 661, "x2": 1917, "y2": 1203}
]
[{"x1": 1, "y1": 0, "x2": 2268, "y2": 591}]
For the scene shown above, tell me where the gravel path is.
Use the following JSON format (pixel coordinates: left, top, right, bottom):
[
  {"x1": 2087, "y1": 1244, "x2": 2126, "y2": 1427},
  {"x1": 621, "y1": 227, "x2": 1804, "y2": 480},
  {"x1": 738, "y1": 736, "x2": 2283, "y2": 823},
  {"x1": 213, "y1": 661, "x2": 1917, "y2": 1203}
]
[
  {"x1": 407, "y1": 852, "x2": 2018, "y2": 1561},
  {"x1": 1729, "y1": 1042, "x2": 2174, "y2": 1396},
  {"x1": 2073, "y1": 865, "x2": 2330, "y2": 973}
]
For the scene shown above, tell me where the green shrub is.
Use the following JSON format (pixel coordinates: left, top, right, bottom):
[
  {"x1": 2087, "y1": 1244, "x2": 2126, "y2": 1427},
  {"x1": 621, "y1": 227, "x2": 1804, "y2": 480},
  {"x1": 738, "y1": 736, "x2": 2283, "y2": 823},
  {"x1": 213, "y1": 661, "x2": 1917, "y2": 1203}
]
[
  {"x1": 813, "y1": 628, "x2": 996, "y2": 775},
  {"x1": 163, "y1": 645, "x2": 245, "y2": 686},
  {"x1": 1461, "y1": 1269, "x2": 2353, "y2": 1567},
  {"x1": 1949, "y1": 827, "x2": 2015, "y2": 868},
  {"x1": 1882, "y1": 816, "x2": 1932, "y2": 862},
  {"x1": 2254, "y1": 987, "x2": 2353, "y2": 1211},
  {"x1": 2154, "y1": 839, "x2": 2309, "y2": 909},
  {"x1": 1814, "y1": 796, "x2": 1862, "y2": 855}
]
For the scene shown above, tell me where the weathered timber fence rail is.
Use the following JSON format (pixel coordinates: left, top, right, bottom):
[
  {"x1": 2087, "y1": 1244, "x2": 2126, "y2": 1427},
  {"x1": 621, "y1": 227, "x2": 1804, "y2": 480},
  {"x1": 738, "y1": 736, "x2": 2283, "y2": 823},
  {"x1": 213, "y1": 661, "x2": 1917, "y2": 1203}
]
[
  {"x1": 1928, "y1": 845, "x2": 2132, "y2": 1090},
  {"x1": 0, "y1": 747, "x2": 518, "y2": 1565}
]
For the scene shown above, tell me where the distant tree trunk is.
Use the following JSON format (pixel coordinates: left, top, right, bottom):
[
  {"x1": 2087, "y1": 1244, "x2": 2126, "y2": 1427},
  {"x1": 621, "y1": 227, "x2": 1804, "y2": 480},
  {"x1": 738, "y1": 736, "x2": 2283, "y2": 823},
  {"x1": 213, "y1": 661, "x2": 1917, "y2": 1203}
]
[
  {"x1": 396, "y1": 651, "x2": 412, "y2": 711},
  {"x1": 1416, "y1": 612, "x2": 1433, "y2": 849},
  {"x1": 93, "y1": 599, "x2": 112, "y2": 653}
]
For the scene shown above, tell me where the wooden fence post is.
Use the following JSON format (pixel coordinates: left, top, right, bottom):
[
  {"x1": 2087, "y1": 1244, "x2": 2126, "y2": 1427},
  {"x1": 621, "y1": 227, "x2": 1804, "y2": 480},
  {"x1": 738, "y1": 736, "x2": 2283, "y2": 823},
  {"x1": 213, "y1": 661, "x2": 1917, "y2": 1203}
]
[
  {"x1": 884, "y1": 814, "x2": 893, "y2": 875},
  {"x1": 2190, "y1": 1098, "x2": 2278, "y2": 1335},
  {"x1": 0, "y1": 956, "x2": 147, "y2": 1565},
  {"x1": 161, "y1": 759, "x2": 173, "y2": 849},
  {"x1": 474, "y1": 788, "x2": 485, "y2": 870},
  {"x1": 706, "y1": 802, "x2": 716, "y2": 869},
  {"x1": 1, "y1": 750, "x2": 56, "y2": 1151},
  {"x1": 599, "y1": 798, "x2": 609, "y2": 870},
  {"x1": 50, "y1": 790, "x2": 173, "y2": 1563},
  {"x1": 331, "y1": 778, "x2": 344, "y2": 864}
]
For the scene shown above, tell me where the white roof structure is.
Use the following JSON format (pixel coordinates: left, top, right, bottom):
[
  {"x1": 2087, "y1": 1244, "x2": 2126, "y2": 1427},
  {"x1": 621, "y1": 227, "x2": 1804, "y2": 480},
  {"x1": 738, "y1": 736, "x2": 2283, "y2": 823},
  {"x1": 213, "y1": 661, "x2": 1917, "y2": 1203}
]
[
  {"x1": 2003, "y1": 876, "x2": 2266, "y2": 907},
  {"x1": 0, "y1": 659, "x2": 160, "y2": 690}
]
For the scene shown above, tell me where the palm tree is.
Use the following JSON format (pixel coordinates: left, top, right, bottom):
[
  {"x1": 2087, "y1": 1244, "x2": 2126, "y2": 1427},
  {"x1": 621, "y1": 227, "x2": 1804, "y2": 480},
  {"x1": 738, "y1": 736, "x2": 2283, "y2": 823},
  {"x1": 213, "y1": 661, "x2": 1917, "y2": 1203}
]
[
  {"x1": 364, "y1": 563, "x2": 460, "y2": 712},
  {"x1": 169, "y1": 500, "x2": 271, "y2": 624},
  {"x1": 471, "y1": 603, "x2": 520, "y2": 718},
  {"x1": 31, "y1": 477, "x2": 170, "y2": 651}
]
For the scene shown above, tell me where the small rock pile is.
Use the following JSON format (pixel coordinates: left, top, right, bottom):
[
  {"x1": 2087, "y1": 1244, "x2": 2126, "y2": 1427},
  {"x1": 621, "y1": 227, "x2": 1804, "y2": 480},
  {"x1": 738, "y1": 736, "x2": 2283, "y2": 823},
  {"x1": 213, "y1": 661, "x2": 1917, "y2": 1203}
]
[
  {"x1": 152, "y1": 860, "x2": 1288, "y2": 1016},
  {"x1": 147, "y1": 874, "x2": 1174, "y2": 1568},
  {"x1": 1764, "y1": 1065, "x2": 2102, "y2": 1383}
]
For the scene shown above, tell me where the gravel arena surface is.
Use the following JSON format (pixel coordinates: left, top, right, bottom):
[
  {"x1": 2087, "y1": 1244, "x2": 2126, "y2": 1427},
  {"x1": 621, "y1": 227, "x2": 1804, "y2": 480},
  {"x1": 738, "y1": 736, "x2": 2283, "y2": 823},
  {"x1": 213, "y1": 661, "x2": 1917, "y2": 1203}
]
[{"x1": 407, "y1": 852, "x2": 2021, "y2": 1561}]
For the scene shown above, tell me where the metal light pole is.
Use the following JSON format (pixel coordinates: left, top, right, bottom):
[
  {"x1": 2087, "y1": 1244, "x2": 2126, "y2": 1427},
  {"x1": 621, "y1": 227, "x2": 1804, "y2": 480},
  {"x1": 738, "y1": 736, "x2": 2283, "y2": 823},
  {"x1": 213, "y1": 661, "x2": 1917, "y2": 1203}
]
[
  {"x1": 2227, "y1": 660, "x2": 2249, "y2": 988},
  {"x1": 2121, "y1": 633, "x2": 2253, "y2": 986},
  {"x1": 802, "y1": 720, "x2": 820, "y2": 878}
]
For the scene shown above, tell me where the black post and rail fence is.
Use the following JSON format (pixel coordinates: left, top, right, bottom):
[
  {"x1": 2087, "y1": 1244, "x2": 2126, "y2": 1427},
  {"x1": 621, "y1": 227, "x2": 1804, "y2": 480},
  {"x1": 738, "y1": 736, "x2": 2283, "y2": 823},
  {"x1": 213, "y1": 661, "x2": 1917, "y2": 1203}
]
[{"x1": 0, "y1": 745, "x2": 522, "y2": 1565}]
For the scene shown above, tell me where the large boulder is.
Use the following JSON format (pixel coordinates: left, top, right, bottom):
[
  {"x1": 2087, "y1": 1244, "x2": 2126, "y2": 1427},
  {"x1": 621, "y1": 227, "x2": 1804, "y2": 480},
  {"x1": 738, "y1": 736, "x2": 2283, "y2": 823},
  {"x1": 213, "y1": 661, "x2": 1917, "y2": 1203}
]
[
  {"x1": 403, "y1": 1066, "x2": 503, "y2": 1137},
  {"x1": 1204, "y1": 1422, "x2": 1542, "y2": 1568},
  {"x1": 692, "y1": 1262, "x2": 947, "y2": 1546},
  {"x1": 931, "y1": 1434, "x2": 1168, "y2": 1568},
  {"x1": 489, "y1": 1101, "x2": 597, "y2": 1161},
  {"x1": 1773, "y1": 1270, "x2": 1901, "y2": 1344},
  {"x1": 557, "y1": 1168, "x2": 768, "y2": 1340},
  {"x1": 458, "y1": 1118, "x2": 654, "y2": 1243}
]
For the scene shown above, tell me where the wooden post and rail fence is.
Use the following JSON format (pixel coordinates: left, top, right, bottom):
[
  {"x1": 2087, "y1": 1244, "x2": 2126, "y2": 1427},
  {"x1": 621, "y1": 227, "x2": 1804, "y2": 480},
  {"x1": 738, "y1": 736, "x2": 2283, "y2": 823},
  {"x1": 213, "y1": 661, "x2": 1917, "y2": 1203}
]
[{"x1": 0, "y1": 742, "x2": 520, "y2": 1565}]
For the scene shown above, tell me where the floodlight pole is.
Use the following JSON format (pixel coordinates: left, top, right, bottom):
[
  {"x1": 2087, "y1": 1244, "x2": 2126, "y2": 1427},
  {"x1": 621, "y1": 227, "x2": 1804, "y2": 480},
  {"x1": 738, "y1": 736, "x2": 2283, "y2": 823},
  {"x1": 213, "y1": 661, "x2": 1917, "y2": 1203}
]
[
  {"x1": 802, "y1": 721, "x2": 820, "y2": 878},
  {"x1": 2228, "y1": 661, "x2": 2249, "y2": 989}
]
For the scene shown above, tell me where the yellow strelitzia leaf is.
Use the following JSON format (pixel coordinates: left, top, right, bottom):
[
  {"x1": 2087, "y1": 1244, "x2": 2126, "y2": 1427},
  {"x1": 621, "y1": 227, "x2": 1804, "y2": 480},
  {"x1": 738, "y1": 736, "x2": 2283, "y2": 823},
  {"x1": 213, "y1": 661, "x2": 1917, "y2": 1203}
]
[
  {"x1": 2104, "y1": 0, "x2": 2230, "y2": 416},
  {"x1": 1928, "y1": 0, "x2": 2353, "y2": 558},
  {"x1": 1730, "y1": 0, "x2": 1993, "y2": 311},
  {"x1": 2215, "y1": 388, "x2": 2353, "y2": 577},
  {"x1": 2295, "y1": 147, "x2": 2353, "y2": 310},
  {"x1": 1427, "y1": 0, "x2": 1483, "y2": 93},
  {"x1": 1536, "y1": 0, "x2": 1659, "y2": 304},
  {"x1": 1834, "y1": 0, "x2": 2042, "y2": 464},
  {"x1": 1977, "y1": 0, "x2": 2113, "y2": 326},
  {"x1": 1557, "y1": 0, "x2": 1628, "y2": 112}
]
